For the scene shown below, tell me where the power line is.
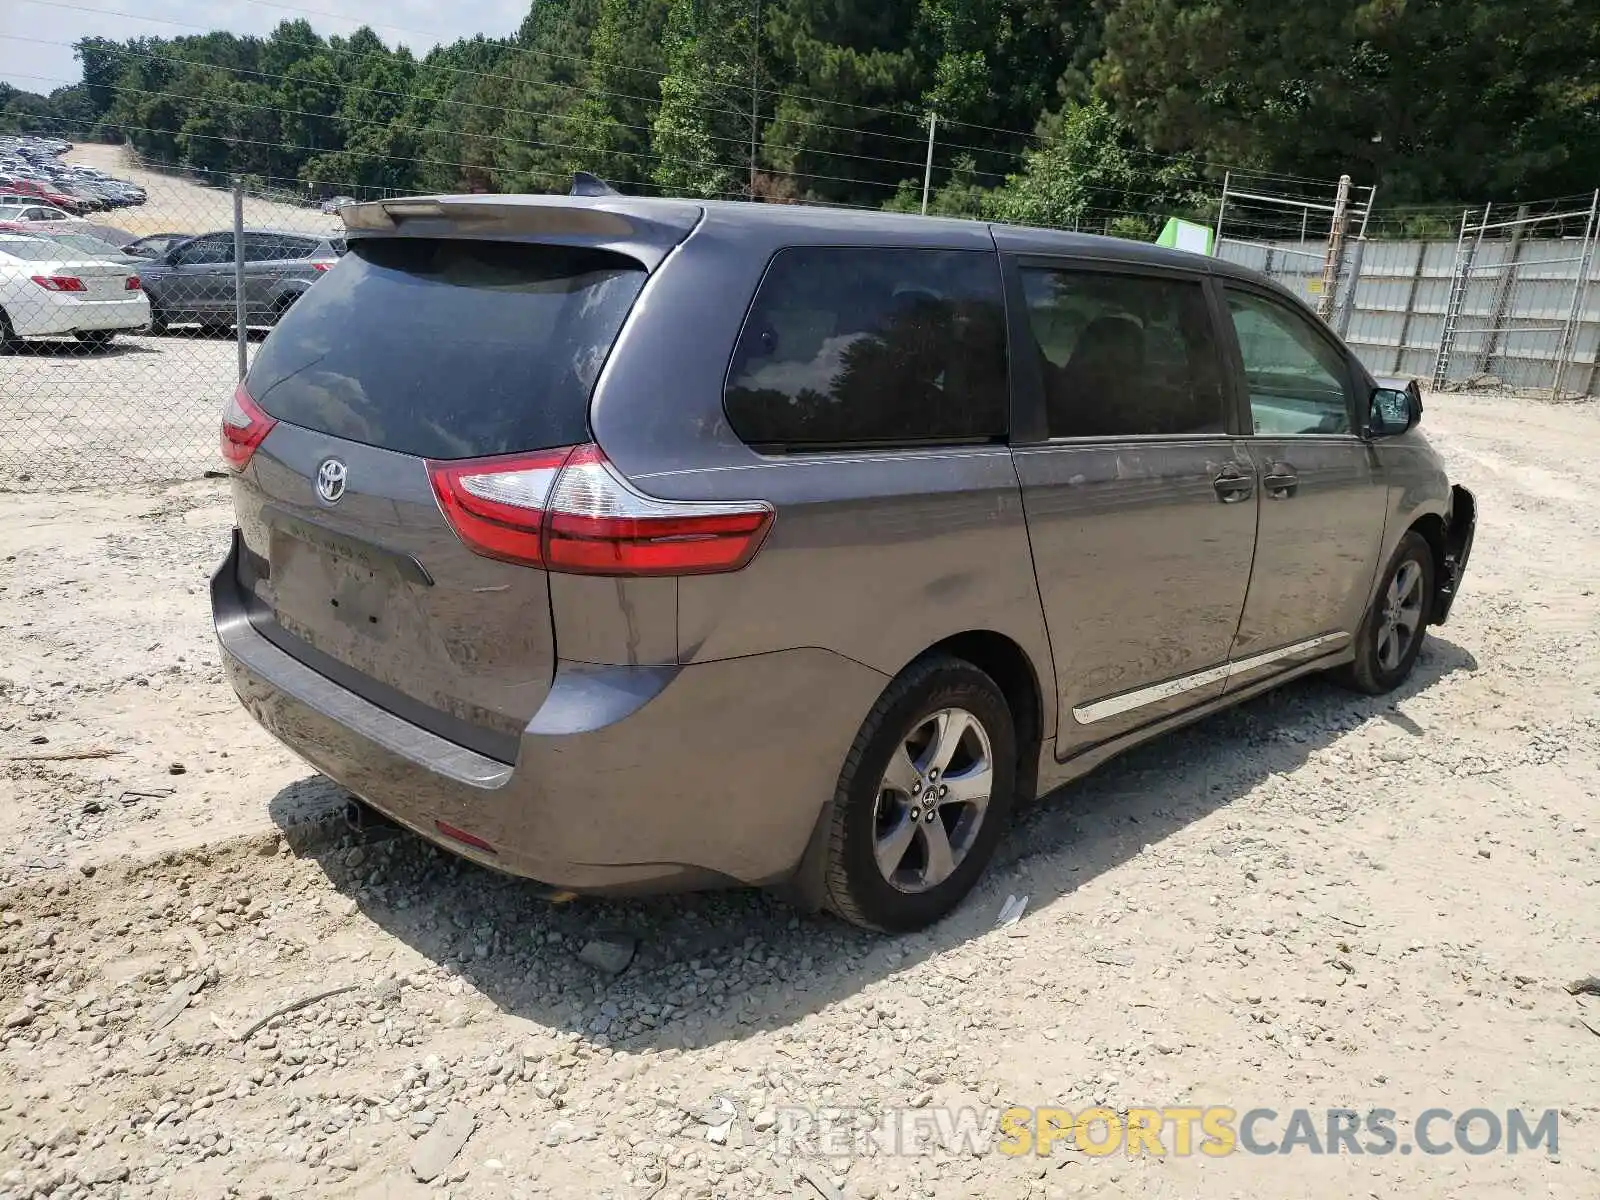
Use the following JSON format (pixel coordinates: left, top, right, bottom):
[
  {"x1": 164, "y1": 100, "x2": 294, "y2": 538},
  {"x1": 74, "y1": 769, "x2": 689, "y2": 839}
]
[
  {"x1": 19, "y1": 0, "x2": 933, "y2": 132},
  {"x1": 13, "y1": 4, "x2": 975, "y2": 157},
  {"x1": 3, "y1": 33, "x2": 942, "y2": 173},
  {"x1": 10, "y1": 71, "x2": 914, "y2": 195}
]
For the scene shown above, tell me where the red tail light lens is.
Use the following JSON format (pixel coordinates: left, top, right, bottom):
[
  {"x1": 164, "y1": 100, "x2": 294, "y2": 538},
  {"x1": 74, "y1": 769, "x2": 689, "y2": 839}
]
[
  {"x1": 31, "y1": 275, "x2": 85, "y2": 292},
  {"x1": 311, "y1": 261, "x2": 333, "y2": 272},
  {"x1": 125, "y1": 275, "x2": 141, "y2": 290},
  {"x1": 427, "y1": 447, "x2": 576, "y2": 567},
  {"x1": 543, "y1": 445, "x2": 774, "y2": 575},
  {"x1": 220, "y1": 382, "x2": 277, "y2": 471},
  {"x1": 428, "y1": 444, "x2": 774, "y2": 576}
]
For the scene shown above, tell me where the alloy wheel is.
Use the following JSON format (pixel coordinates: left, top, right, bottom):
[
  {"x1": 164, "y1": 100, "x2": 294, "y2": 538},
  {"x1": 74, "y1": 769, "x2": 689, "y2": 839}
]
[
  {"x1": 872, "y1": 707, "x2": 994, "y2": 893},
  {"x1": 1377, "y1": 559, "x2": 1425, "y2": 672}
]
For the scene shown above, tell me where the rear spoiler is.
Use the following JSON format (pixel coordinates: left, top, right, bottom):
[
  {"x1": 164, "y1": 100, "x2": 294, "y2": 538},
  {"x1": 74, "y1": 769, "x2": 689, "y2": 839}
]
[{"x1": 339, "y1": 193, "x2": 701, "y2": 271}]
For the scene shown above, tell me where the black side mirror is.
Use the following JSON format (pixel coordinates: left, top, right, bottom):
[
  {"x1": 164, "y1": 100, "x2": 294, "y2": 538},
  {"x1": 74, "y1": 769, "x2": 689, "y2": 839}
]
[{"x1": 1367, "y1": 379, "x2": 1422, "y2": 438}]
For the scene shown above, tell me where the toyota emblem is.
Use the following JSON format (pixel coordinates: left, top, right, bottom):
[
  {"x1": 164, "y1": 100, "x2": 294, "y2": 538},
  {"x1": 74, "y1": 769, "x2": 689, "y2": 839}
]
[{"x1": 316, "y1": 457, "x2": 348, "y2": 503}]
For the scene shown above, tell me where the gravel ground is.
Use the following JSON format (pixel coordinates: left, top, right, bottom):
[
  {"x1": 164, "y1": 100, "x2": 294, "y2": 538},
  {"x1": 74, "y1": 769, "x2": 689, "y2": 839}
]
[
  {"x1": 0, "y1": 392, "x2": 1597, "y2": 1199},
  {"x1": 0, "y1": 333, "x2": 249, "y2": 489}
]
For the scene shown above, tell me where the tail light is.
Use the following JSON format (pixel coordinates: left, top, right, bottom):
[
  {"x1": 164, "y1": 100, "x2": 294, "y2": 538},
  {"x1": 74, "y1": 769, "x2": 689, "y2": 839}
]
[
  {"x1": 428, "y1": 444, "x2": 774, "y2": 576},
  {"x1": 310, "y1": 261, "x2": 334, "y2": 272},
  {"x1": 31, "y1": 275, "x2": 85, "y2": 292},
  {"x1": 125, "y1": 275, "x2": 141, "y2": 290},
  {"x1": 220, "y1": 382, "x2": 277, "y2": 471}
]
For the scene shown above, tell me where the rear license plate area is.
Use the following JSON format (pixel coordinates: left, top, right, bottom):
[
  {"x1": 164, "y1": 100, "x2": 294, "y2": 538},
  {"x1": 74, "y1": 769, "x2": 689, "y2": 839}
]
[{"x1": 268, "y1": 523, "x2": 393, "y2": 644}]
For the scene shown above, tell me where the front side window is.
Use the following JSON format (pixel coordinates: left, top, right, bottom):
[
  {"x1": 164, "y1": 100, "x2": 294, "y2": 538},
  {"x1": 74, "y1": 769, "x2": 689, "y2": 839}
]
[
  {"x1": 1225, "y1": 289, "x2": 1352, "y2": 435},
  {"x1": 1020, "y1": 267, "x2": 1227, "y2": 438},
  {"x1": 725, "y1": 248, "x2": 1008, "y2": 451}
]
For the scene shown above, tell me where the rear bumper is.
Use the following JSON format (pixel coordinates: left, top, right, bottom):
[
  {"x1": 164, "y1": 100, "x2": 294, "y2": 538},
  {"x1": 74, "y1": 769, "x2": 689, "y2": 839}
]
[
  {"x1": 11, "y1": 294, "x2": 149, "y2": 336},
  {"x1": 212, "y1": 533, "x2": 887, "y2": 895}
]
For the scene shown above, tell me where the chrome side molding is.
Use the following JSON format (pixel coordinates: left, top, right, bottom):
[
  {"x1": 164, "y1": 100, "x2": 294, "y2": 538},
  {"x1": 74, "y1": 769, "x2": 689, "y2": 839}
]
[{"x1": 1072, "y1": 632, "x2": 1350, "y2": 725}]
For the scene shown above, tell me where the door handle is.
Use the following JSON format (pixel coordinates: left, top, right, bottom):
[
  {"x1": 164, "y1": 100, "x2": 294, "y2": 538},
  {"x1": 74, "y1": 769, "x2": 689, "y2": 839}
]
[
  {"x1": 1264, "y1": 463, "x2": 1299, "y2": 500},
  {"x1": 1212, "y1": 465, "x2": 1254, "y2": 504}
]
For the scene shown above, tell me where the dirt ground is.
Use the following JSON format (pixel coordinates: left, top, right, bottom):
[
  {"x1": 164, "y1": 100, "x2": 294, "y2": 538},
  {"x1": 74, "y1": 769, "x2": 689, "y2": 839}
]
[
  {"x1": 62, "y1": 145, "x2": 342, "y2": 240},
  {"x1": 0, "y1": 392, "x2": 1597, "y2": 1200}
]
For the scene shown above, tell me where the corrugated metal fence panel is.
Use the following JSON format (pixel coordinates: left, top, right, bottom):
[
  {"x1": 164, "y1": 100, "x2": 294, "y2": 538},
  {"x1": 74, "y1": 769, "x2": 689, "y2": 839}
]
[{"x1": 1218, "y1": 235, "x2": 1600, "y2": 394}]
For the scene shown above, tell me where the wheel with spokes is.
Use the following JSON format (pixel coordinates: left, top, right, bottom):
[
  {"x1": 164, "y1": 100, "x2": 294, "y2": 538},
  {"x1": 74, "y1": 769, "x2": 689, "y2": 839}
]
[
  {"x1": 823, "y1": 655, "x2": 1016, "y2": 932},
  {"x1": 1338, "y1": 531, "x2": 1435, "y2": 694}
]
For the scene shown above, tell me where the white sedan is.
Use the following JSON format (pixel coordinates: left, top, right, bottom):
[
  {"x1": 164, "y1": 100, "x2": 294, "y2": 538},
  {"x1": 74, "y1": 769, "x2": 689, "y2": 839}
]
[
  {"x1": 0, "y1": 202, "x2": 78, "y2": 223},
  {"x1": 0, "y1": 233, "x2": 150, "y2": 349}
]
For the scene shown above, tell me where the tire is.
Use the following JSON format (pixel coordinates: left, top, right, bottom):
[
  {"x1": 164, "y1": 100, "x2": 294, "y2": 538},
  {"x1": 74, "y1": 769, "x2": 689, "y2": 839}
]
[
  {"x1": 823, "y1": 655, "x2": 1017, "y2": 932},
  {"x1": 75, "y1": 330, "x2": 115, "y2": 348},
  {"x1": 0, "y1": 309, "x2": 15, "y2": 355},
  {"x1": 1336, "y1": 530, "x2": 1435, "y2": 695},
  {"x1": 148, "y1": 304, "x2": 169, "y2": 335}
]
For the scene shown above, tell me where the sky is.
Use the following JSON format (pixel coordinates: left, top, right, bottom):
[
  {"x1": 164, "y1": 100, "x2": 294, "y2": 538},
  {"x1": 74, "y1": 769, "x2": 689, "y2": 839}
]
[{"x1": 1, "y1": 0, "x2": 529, "y2": 94}]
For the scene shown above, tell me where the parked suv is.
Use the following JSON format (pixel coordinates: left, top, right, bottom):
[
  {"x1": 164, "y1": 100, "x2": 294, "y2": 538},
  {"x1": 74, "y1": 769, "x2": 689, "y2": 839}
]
[
  {"x1": 212, "y1": 195, "x2": 1476, "y2": 931},
  {"x1": 139, "y1": 229, "x2": 344, "y2": 332}
]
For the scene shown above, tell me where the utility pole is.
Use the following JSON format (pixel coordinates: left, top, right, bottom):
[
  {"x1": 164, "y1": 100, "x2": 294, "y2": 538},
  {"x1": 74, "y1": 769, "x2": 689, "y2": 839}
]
[
  {"x1": 748, "y1": 0, "x2": 760, "y2": 199},
  {"x1": 1317, "y1": 173, "x2": 1352, "y2": 322},
  {"x1": 920, "y1": 112, "x2": 937, "y2": 215}
]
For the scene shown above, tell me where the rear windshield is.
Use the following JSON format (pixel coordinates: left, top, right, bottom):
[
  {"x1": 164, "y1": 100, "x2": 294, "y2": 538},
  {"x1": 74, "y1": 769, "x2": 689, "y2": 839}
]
[
  {"x1": 0, "y1": 237, "x2": 61, "y2": 262},
  {"x1": 247, "y1": 238, "x2": 646, "y2": 460}
]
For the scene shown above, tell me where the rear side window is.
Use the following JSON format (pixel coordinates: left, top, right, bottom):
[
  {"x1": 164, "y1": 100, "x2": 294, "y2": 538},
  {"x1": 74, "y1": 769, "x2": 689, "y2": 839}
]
[
  {"x1": 247, "y1": 238, "x2": 646, "y2": 460},
  {"x1": 1020, "y1": 268, "x2": 1226, "y2": 438},
  {"x1": 725, "y1": 248, "x2": 1008, "y2": 451},
  {"x1": 243, "y1": 233, "x2": 317, "y2": 262}
]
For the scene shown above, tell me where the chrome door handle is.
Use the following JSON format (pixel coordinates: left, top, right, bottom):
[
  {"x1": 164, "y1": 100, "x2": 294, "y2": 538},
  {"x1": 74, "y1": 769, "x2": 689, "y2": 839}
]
[
  {"x1": 1213, "y1": 466, "x2": 1254, "y2": 504},
  {"x1": 1264, "y1": 463, "x2": 1299, "y2": 499}
]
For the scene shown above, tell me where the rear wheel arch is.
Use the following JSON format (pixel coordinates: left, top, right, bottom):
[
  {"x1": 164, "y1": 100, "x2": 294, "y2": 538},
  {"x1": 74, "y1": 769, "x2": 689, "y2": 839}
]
[{"x1": 921, "y1": 630, "x2": 1044, "y2": 802}]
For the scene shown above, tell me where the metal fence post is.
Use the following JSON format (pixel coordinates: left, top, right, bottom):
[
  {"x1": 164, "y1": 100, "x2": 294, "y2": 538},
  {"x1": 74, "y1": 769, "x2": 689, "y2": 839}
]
[
  {"x1": 1316, "y1": 174, "x2": 1351, "y2": 322},
  {"x1": 232, "y1": 178, "x2": 248, "y2": 381},
  {"x1": 1213, "y1": 171, "x2": 1231, "y2": 251},
  {"x1": 1333, "y1": 187, "x2": 1374, "y2": 337},
  {"x1": 1551, "y1": 188, "x2": 1600, "y2": 400},
  {"x1": 920, "y1": 113, "x2": 937, "y2": 216}
]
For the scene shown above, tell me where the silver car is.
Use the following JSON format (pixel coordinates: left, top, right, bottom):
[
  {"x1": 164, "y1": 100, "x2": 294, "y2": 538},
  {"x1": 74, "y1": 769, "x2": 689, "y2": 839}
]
[{"x1": 212, "y1": 193, "x2": 1476, "y2": 931}]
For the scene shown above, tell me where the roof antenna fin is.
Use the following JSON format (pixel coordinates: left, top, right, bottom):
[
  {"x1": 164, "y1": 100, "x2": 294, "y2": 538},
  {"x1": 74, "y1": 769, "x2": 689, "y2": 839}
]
[{"x1": 570, "y1": 171, "x2": 619, "y2": 197}]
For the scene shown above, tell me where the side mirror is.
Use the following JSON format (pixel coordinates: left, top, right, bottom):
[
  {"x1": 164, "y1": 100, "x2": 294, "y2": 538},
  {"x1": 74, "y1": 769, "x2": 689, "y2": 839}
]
[{"x1": 1367, "y1": 379, "x2": 1422, "y2": 438}]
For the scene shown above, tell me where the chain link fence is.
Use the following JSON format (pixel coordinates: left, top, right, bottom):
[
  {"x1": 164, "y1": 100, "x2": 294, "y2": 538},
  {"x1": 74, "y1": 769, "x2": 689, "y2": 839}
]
[{"x1": 0, "y1": 139, "x2": 343, "y2": 489}]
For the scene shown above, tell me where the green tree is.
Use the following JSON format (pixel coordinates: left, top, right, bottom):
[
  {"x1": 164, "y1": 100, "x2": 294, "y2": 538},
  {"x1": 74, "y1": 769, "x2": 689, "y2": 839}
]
[
  {"x1": 560, "y1": 0, "x2": 670, "y2": 186},
  {"x1": 761, "y1": 0, "x2": 922, "y2": 206},
  {"x1": 1095, "y1": 0, "x2": 1600, "y2": 202},
  {"x1": 990, "y1": 99, "x2": 1202, "y2": 234},
  {"x1": 651, "y1": 0, "x2": 756, "y2": 197}
]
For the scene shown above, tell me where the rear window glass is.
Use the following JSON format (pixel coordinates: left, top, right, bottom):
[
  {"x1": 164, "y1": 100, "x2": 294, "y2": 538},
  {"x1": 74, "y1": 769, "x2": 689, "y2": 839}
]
[
  {"x1": 0, "y1": 238, "x2": 61, "y2": 262},
  {"x1": 247, "y1": 238, "x2": 646, "y2": 460},
  {"x1": 725, "y1": 248, "x2": 1008, "y2": 451}
]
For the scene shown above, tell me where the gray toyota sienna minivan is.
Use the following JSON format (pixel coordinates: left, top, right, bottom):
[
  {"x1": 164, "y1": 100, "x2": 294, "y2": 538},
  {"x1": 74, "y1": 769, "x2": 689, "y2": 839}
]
[{"x1": 212, "y1": 193, "x2": 1476, "y2": 932}]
